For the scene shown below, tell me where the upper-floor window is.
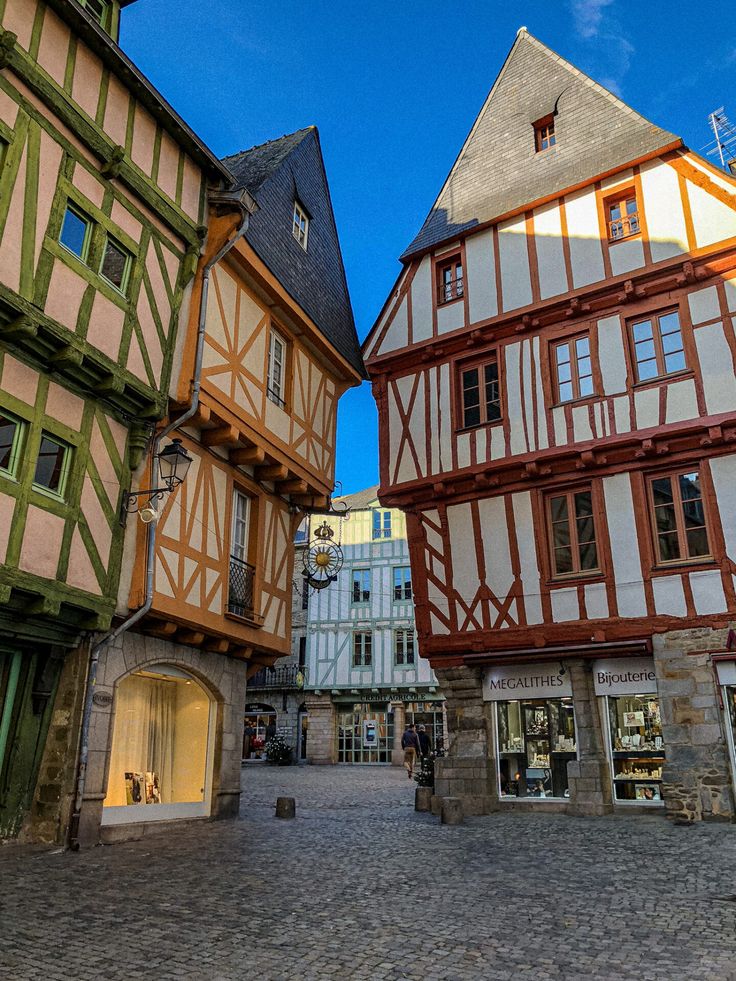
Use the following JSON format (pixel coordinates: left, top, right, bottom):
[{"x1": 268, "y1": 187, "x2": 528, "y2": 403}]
[
  {"x1": 267, "y1": 328, "x2": 287, "y2": 408},
  {"x1": 353, "y1": 631, "x2": 372, "y2": 667},
  {"x1": 59, "y1": 205, "x2": 92, "y2": 262},
  {"x1": 460, "y1": 358, "x2": 501, "y2": 428},
  {"x1": 553, "y1": 334, "x2": 593, "y2": 403},
  {"x1": 606, "y1": 190, "x2": 640, "y2": 242},
  {"x1": 78, "y1": 0, "x2": 110, "y2": 27},
  {"x1": 629, "y1": 309, "x2": 685, "y2": 382},
  {"x1": 649, "y1": 470, "x2": 711, "y2": 565},
  {"x1": 229, "y1": 489, "x2": 255, "y2": 617},
  {"x1": 298, "y1": 636, "x2": 306, "y2": 668},
  {"x1": 546, "y1": 487, "x2": 599, "y2": 577},
  {"x1": 0, "y1": 411, "x2": 23, "y2": 479},
  {"x1": 33, "y1": 432, "x2": 72, "y2": 500},
  {"x1": 393, "y1": 566, "x2": 412, "y2": 601},
  {"x1": 292, "y1": 201, "x2": 309, "y2": 250},
  {"x1": 100, "y1": 236, "x2": 132, "y2": 295},
  {"x1": 534, "y1": 114, "x2": 556, "y2": 152},
  {"x1": 437, "y1": 255, "x2": 463, "y2": 305},
  {"x1": 394, "y1": 629, "x2": 415, "y2": 666},
  {"x1": 372, "y1": 509, "x2": 391, "y2": 540},
  {"x1": 301, "y1": 579, "x2": 309, "y2": 611},
  {"x1": 352, "y1": 568, "x2": 370, "y2": 604}
]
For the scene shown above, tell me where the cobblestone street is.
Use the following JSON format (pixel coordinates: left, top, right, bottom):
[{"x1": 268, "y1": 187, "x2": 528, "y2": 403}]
[{"x1": 2, "y1": 765, "x2": 736, "y2": 980}]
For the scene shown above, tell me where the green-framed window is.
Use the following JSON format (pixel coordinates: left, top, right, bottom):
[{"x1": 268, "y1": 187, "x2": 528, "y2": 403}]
[
  {"x1": 99, "y1": 236, "x2": 132, "y2": 295},
  {"x1": 394, "y1": 629, "x2": 415, "y2": 667},
  {"x1": 393, "y1": 566, "x2": 412, "y2": 601},
  {"x1": 59, "y1": 205, "x2": 92, "y2": 262},
  {"x1": 0, "y1": 411, "x2": 24, "y2": 479},
  {"x1": 33, "y1": 433, "x2": 72, "y2": 500},
  {"x1": 78, "y1": 0, "x2": 111, "y2": 28},
  {"x1": 353, "y1": 632, "x2": 372, "y2": 668},
  {"x1": 351, "y1": 568, "x2": 370, "y2": 604}
]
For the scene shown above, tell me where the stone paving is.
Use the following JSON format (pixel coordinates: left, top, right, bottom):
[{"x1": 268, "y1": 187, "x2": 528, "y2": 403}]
[{"x1": 2, "y1": 764, "x2": 736, "y2": 980}]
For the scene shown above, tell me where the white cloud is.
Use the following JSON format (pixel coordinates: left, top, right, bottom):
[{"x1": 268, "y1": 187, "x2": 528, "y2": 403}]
[{"x1": 570, "y1": 0, "x2": 616, "y2": 39}]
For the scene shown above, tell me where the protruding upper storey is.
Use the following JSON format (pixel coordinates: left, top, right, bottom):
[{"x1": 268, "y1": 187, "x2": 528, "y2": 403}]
[
  {"x1": 223, "y1": 128, "x2": 364, "y2": 377},
  {"x1": 402, "y1": 28, "x2": 679, "y2": 261}
]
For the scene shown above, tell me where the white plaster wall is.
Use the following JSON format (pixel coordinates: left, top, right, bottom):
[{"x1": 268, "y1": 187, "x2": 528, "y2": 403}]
[
  {"x1": 609, "y1": 236, "x2": 644, "y2": 277},
  {"x1": 478, "y1": 496, "x2": 514, "y2": 603},
  {"x1": 551, "y1": 587, "x2": 579, "y2": 622},
  {"x1": 687, "y1": 181, "x2": 736, "y2": 249},
  {"x1": 437, "y1": 296, "x2": 465, "y2": 335},
  {"x1": 688, "y1": 285, "x2": 720, "y2": 326},
  {"x1": 652, "y1": 575, "x2": 687, "y2": 617},
  {"x1": 381, "y1": 295, "x2": 408, "y2": 352},
  {"x1": 709, "y1": 454, "x2": 736, "y2": 558},
  {"x1": 602, "y1": 473, "x2": 647, "y2": 617},
  {"x1": 584, "y1": 582, "x2": 609, "y2": 619},
  {"x1": 465, "y1": 228, "x2": 498, "y2": 324},
  {"x1": 689, "y1": 569, "x2": 727, "y2": 615},
  {"x1": 694, "y1": 323, "x2": 736, "y2": 415},
  {"x1": 533, "y1": 202, "x2": 568, "y2": 299},
  {"x1": 411, "y1": 256, "x2": 433, "y2": 343},
  {"x1": 639, "y1": 160, "x2": 688, "y2": 262},
  {"x1": 505, "y1": 342, "x2": 526, "y2": 454},
  {"x1": 665, "y1": 379, "x2": 698, "y2": 424},
  {"x1": 634, "y1": 387, "x2": 660, "y2": 431},
  {"x1": 597, "y1": 315, "x2": 627, "y2": 395},
  {"x1": 498, "y1": 216, "x2": 532, "y2": 311},
  {"x1": 511, "y1": 491, "x2": 543, "y2": 624},
  {"x1": 564, "y1": 188, "x2": 605, "y2": 288}
]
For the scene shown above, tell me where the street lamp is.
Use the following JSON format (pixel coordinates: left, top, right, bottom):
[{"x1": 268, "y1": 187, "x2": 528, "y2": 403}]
[{"x1": 123, "y1": 438, "x2": 193, "y2": 524}]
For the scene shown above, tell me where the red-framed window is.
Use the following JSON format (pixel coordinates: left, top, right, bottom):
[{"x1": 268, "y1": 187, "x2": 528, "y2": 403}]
[
  {"x1": 546, "y1": 488, "x2": 599, "y2": 577},
  {"x1": 459, "y1": 357, "x2": 501, "y2": 429},
  {"x1": 606, "y1": 189, "x2": 640, "y2": 242},
  {"x1": 437, "y1": 255, "x2": 463, "y2": 305},
  {"x1": 534, "y1": 114, "x2": 556, "y2": 152},
  {"x1": 629, "y1": 309, "x2": 685, "y2": 382},
  {"x1": 553, "y1": 333, "x2": 594, "y2": 403},
  {"x1": 648, "y1": 470, "x2": 711, "y2": 565}
]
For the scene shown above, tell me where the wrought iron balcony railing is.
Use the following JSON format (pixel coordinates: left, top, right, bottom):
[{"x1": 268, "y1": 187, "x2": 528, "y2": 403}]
[
  {"x1": 228, "y1": 555, "x2": 255, "y2": 618},
  {"x1": 248, "y1": 663, "x2": 308, "y2": 689}
]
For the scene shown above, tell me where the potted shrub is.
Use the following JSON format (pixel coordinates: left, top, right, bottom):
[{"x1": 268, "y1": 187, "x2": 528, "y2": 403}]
[{"x1": 265, "y1": 734, "x2": 293, "y2": 765}]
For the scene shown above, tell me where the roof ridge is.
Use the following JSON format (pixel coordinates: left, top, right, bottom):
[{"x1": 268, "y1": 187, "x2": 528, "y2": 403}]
[{"x1": 222, "y1": 126, "x2": 314, "y2": 164}]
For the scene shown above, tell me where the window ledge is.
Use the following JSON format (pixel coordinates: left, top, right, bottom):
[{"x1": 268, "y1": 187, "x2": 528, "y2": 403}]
[
  {"x1": 552, "y1": 394, "x2": 599, "y2": 409},
  {"x1": 608, "y1": 232, "x2": 642, "y2": 245},
  {"x1": 225, "y1": 610, "x2": 264, "y2": 629},
  {"x1": 437, "y1": 296, "x2": 463, "y2": 308},
  {"x1": 547, "y1": 571, "x2": 604, "y2": 587},
  {"x1": 632, "y1": 369, "x2": 694, "y2": 390},
  {"x1": 455, "y1": 420, "x2": 504, "y2": 435},
  {"x1": 650, "y1": 559, "x2": 717, "y2": 575}
]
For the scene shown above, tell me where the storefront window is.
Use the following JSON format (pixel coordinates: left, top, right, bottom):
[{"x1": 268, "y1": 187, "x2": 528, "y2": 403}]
[
  {"x1": 243, "y1": 704, "x2": 277, "y2": 760},
  {"x1": 337, "y1": 703, "x2": 393, "y2": 763},
  {"x1": 404, "y1": 701, "x2": 446, "y2": 755},
  {"x1": 103, "y1": 665, "x2": 213, "y2": 823},
  {"x1": 606, "y1": 695, "x2": 664, "y2": 802},
  {"x1": 496, "y1": 698, "x2": 577, "y2": 799}
]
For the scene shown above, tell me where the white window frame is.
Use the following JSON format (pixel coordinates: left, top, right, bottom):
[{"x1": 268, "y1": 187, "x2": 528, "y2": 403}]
[
  {"x1": 394, "y1": 629, "x2": 415, "y2": 667},
  {"x1": 231, "y1": 489, "x2": 250, "y2": 563},
  {"x1": 292, "y1": 201, "x2": 309, "y2": 249},
  {"x1": 393, "y1": 566, "x2": 412, "y2": 601},
  {"x1": 351, "y1": 568, "x2": 370, "y2": 604},
  {"x1": 372, "y1": 510, "x2": 392, "y2": 540},
  {"x1": 267, "y1": 328, "x2": 287, "y2": 408}
]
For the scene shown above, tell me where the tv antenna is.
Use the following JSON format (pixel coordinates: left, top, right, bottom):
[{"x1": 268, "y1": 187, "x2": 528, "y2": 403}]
[{"x1": 703, "y1": 108, "x2": 736, "y2": 174}]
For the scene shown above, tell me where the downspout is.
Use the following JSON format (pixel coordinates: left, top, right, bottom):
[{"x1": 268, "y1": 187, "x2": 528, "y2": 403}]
[{"x1": 68, "y1": 192, "x2": 255, "y2": 849}]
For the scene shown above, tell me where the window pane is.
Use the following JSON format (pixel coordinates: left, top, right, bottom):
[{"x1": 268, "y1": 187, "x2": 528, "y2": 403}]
[
  {"x1": 34, "y1": 436, "x2": 67, "y2": 493},
  {"x1": 579, "y1": 375, "x2": 594, "y2": 397},
  {"x1": 574, "y1": 492, "x2": 593, "y2": 517},
  {"x1": 625, "y1": 197, "x2": 638, "y2": 215},
  {"x1": 635, "y1": 339, "x2": 656, "y2": 362},
  {"x1": 579, "y1": 540, "x2": 598, "y2": 570},
  {"x1": 576, "y1": 516, "x2": 595, "y2": 545},
  {"x1": 664, "y1": 350, "x2": 686, "y2": 374},
  {"x1": 100, "y1": 239, "x2": 129, "y2": 291},
  {"x1": 554, "y1": 547, "x2": 573, "y2": 574},
  {"x1": 577, "y1": 356, "x2": 592, "y2": 381},
  {"x1": 637, "y1": 359, "x2": 659, "y2": 381},
  {"x1": 463, "y1": 404, "x2": 481, "y2": 428},
  {"x1": 659, "y1": 312, "x2": 681, "y2": 336},
  {"x1": 657, "y1": 531, "x2": 681, "y2": 562},
  {"x1": 0, "y1": 415, "x2": 18, "y2": 471},
  {"x1": 557, "y1": 361, "x2": 572, "y2": 383},
  {"x1": 686, "y1": 527, "x2": 710, "y2": 557},
  {"x1": 550, "y1": 496, "x2": 568, "y2": 522},
  {"x1": 462, "y1": 368, "x2": 479, "y2": 392},
  {"x1": 552, "y1": 522, "x2": 571, "y2": 548},
  {"x1": 556, "y1": 343, "x2": 571, "y2": 365},
  {"x1": 609, "y1": 202, "x2": 622, "y2": 221},
  {"x1": 679, "y1": 473, "x2": 701, "y2": 500},
  {"x1": 632, "y1": 320, "x2": 653, "y2": 343},
  {"x1": 654, "y1": 505, "x2": 677, "y2": 534},
  {"x1": 558, "y1": 381, "x2": 574, "y2": 402},
  {"x1": 661, "y1": 331, "x2": 683, "y2": 355},
  {"x1": 682, "y1": 499, "x2": 705, "y2": 528},
  {"x1": 484, "y1": 362, "x2": 500, "y2": 420},
  {"x1": 575, "y1": 336, "x2": 590, "y2": 357},
  {"x1": 59, "y1": 207, "x2": 88, "y2": 258}
]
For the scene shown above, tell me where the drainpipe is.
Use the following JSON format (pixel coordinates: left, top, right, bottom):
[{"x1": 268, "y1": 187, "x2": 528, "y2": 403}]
[{"x1": 68, "y1": 191, "x2": 255, "y2": 850}]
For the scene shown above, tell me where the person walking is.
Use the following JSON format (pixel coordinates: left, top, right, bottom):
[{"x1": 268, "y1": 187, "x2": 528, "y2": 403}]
[
  {"x1": 417, "y1": 724, "x2": 431, "y2": 759},
  {"x1": 401, "y1": 724, "x2": 420, "y2": 779}
]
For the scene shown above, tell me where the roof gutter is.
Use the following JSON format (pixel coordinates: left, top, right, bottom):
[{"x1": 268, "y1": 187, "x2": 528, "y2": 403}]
[{"x1": 68, "y1": 189, "x2": 256, "y2": 850}]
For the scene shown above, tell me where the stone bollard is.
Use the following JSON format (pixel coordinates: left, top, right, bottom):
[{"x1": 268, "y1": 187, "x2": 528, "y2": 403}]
[
  {"x1": 415, "y1": 786, "x2": 432, "y2": 812},
  {"x1": 275, "y1": 796, "x2": 296, "y2": 819},
  {"x1": 430, "y1": 795, "x2": 442, "y2": 816},
  {"x1": 440, "y1": 796, "x2": 463, "y2": 826}
]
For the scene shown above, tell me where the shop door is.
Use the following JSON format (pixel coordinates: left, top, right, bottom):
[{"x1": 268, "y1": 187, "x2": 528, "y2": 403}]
[{"x1": 297, "y1": 709, "x2": 308, "y2": 762}]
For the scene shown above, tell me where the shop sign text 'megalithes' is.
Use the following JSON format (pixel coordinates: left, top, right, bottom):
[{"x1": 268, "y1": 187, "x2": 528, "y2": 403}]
[{"x1": 482, "y1": 664, "x2": 573, "y2": 701}]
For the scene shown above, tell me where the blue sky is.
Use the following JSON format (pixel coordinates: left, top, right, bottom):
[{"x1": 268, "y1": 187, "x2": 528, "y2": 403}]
[{"x1": 122, "y1": 0, "x2": 734, "y2": 495}]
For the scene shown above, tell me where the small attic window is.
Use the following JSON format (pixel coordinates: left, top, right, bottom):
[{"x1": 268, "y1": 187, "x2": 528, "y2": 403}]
[
  {"x1": 292, "y1": 201, "x2": 309, "y2": 250},
  {"x1": 78, "y1": 0, "x2": 110, "y2": 28},
  {"x1": 534, "y1": 114, "x2": 556, "y2": 153}
]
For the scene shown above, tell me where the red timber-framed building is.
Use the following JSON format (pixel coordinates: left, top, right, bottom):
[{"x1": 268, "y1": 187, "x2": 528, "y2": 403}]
[{"x1": 363, "y1": 29, "x2": 736, "y2": 822}]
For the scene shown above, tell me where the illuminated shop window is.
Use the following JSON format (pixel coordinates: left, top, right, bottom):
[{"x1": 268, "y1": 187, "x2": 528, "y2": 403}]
[{"x1": 496, "y1": 698, "x2": 577, "y2": 799}]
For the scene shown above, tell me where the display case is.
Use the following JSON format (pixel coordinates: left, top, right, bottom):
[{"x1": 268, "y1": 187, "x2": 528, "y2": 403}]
[
  {"x1": 607, "y1": 695, "x2": 665, "y2": 802},
  {"x1": 496, "y1": 698, "x2": 577, "y2": 799}
]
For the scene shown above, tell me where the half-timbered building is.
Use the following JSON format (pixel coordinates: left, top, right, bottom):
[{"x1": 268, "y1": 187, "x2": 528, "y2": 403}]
[
  {"x1": 303, "y1": 487, "x2": 445, "y2": 766},
  {"x1": 77, "y1": 127, "x2": 363, "y2": 843},
  {"x1": 364, "y1": 29, "x2": 736, "y2": 821},
  {"x1": 0, "y1": 0, "x2": 229, "y2": 841}
]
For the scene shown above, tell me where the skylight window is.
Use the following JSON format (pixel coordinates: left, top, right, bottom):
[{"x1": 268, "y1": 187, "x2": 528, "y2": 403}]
[
  {"x1": 292, "y1": 201, "x2": 309, "y2": 250},
  {"x1": 534, "y1": 114, "x2": 556, "y2": 153}
]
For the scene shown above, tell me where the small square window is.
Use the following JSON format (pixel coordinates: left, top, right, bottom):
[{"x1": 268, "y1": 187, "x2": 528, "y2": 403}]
[
  {"x1": 33, "y1": 433, "x2": 71, "y2": 499},
  {"x1": 292, "y1": 201, "x2": 309, "y2": 250},
  {"x1": 0, "y1": 411, "x2": 23, "y2": 479},
  {"x1": 59, "y1": 205, "x2": 91, "y2": 261},
  {"x1": 534, "y1": 114, "x2": 556, "y2": 152},
  {"x1": 606, "y1": 190, "x2": 640, "y2": 241},
  {"x1": 100, "y1": 236, "x2": 131, "y2": 294},
  {"x1": 79, "y1": 0, "x2": 109, "y2": 26},
  {"x1": 437, "y1": 255, "x2": 463, "y2": 305}
]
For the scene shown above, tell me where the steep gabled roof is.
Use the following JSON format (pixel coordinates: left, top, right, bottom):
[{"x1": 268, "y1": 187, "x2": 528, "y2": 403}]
[
  {"x1": 401, "y1": 28, "x2": 680, "y2": 261},
  {"x1": 222, "y1": 128, "x2": 364, "y2": 378},
  {"x1": 333, "y1": 485, "x2": 380, "y2": 510}
]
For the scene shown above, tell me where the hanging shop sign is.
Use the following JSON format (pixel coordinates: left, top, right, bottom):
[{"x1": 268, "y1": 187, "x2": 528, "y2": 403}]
[
  {"x1": 593, "y1": 657, "x2": 657, "y2": 696},
  {"x1": 715, "y1": 659, "x2": 736, "y2": 686},
  {"x1": 482, "y1": 663, "x2": 572, "y2": 701}
]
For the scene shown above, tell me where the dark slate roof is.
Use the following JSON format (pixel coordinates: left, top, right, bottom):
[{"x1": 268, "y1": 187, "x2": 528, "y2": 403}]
[
  {"x1": 333, "y1": 485, "x2": 380, "y2": 511},
  {"x1": 222, "y1": 129, "x2": 364, "y2": 378},
  {"x1": 401, "y1": 28, "x2": 680, "y2": 261}
]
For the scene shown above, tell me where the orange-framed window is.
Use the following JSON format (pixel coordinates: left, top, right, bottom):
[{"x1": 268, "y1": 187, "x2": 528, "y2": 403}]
[
  {"x1": 553, "y1": 333, "x2": 594, "y2": 403},
  {"x1": 459, "y1": 357, "x2": 501, "y2": 429},
  {"x1": 546, "y1": 488, "x2": 599, "y2": 577},
  {"x1": 629, "y1": 308, "x2": 685, "y2": 382},
  {"x1": 437, "y1": 255, "x2": 463, "y2": 305},
  {"x1": 534, "y1": 114, "x2": 556, "y2": 152},
  {"x1": 606, "y1": 189, "x2": 640, "y2": 241},
  {"x1": 648, "y1": 470, "x2": 711, "y2": 565}
]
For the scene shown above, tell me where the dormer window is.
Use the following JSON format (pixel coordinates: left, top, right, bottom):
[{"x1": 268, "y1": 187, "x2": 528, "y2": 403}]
[
  {"x1": 78, "y1": 0, "x2": 110, "y2": 27},
  {"x1": 606, "y1": 189, "x2": 640, "y2": 241},
  {"x1": 292, "y1": 201, "x2": 309, "y2": 250},
  {"x1": 534, "y1": 114, "x2": 556, "y2": 153}
]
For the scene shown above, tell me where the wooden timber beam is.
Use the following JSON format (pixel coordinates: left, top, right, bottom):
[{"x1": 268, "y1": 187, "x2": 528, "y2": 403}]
[
  {"x1": 292, "y1": 494, "x2": 330, "y2": 509},
  {"x1": 202, "y1": 423, "x2": 239, "y2": 447},
  {"x1": 146, "y1": 620, "x2": 178, "y2": 637},
  {"x1": 256, "y1": 463, "x2": 289, "y2": 481},
  {"x1": 230, "y1": 645, "x2": 254, "y2": 660},
  {"x1": 230, "y1": 445, "x2": 266, "y2": 466},
  {"x1": 176, "y1": 630, "x2": 205, "y2": 646},
  {"x1": 204, "y1": 638, "x2": 230, "y2": 654},
  {"x1": 278, "y1": 478, "x2": 308, "y2": 495}
]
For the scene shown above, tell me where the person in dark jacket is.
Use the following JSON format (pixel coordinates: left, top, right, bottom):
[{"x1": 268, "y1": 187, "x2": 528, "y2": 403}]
[
  {"x1": 401, "y1": 724, "x2": 420, "y2": 778},
  {"x1": 417, "y1": 724, "x2": 431, "y2": 759}
]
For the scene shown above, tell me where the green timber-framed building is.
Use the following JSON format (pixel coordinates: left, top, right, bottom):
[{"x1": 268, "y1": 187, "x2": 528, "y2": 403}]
[{"x1": 0, "y1": 0, "x2": 230, "y2": 840}]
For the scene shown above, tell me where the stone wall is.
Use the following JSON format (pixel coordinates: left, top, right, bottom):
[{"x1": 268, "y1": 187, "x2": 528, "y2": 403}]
[
  {"x1": 654, "y1": 627, "x2": 735, "y2": 824},
  {"x1": 566, "y1": 660, "x2": 613, "y2": 817},
  {"x1": 304, "y1": 694, "x2": 336, "y2": 764}
]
